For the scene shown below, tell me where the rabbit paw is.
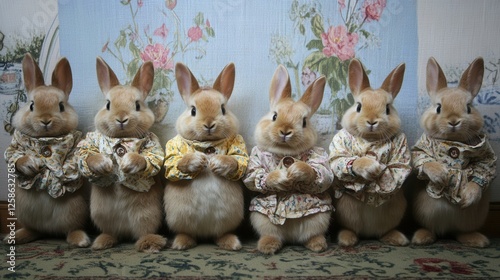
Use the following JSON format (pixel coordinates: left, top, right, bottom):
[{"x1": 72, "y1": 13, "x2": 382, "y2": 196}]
[
  {"x1": 352, "y1": 157, "x2": 384, "y2": 181},
  {"x1": 177, "y1": 152, "x2": 207, "y2": 174},
  {"x1": 87, "y1": 154, "x2": 113, "y2": 175},
  {"x1": 266, "y1": 169, "x2": 290, "y2": 191},
  {"x1": 422, "y1": 161, "x2": 448, "y2": 186},
  {"x1": 287, "y1": 161, "x2": 316, "y2": 185},
  {"x1": 15, "y1": 156, "x2": 42, "y2": 177},
  {"x1": 459, "y1": 181, "x2": 482, "y2": 208},
  {"x1": 120, "y1": 152, "x2": 147, "y2": 174},
  {"x1": 209, "y1": 155, "x2": 238, "y2": 177}
]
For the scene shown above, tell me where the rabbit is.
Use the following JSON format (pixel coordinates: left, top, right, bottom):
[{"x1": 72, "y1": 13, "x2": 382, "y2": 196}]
[
  {"x1": 243, "y1": 65, "x2": 334, "y2": 255},
  {"x1": 3, "y1": 53, "x2": 90, "y2": 247},
  {"x1": 163, "y1": 62, "x2": 249, "y2": 251},
  {"x1": 411, "y1": 57, "x2": 497, "y2": 248},
  {"x1": 76, "y1": 57, "x2": 166, "y2": 252},
  {"x1": 329, "y1": 58, "x2": 411, "y2": 247}
]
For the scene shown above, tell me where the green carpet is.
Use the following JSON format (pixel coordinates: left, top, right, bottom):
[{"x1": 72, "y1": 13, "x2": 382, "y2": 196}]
[{"x1": 2, "y1": 239, "x2": 500, "y2": 279}]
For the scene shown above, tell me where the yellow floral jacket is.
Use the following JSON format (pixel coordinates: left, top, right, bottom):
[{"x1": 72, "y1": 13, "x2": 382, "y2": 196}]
[
  {"x1": 4, "y1": 130, "x2": 83, "y2": 198},
  {"x1": 412, "y1": 133, "x2": 497, "y2": 204},
  {"x1": 329, "y1": 129, "x2": 412, "y2": 207},
  {"x1": 76, "y1": 131, "x2": 164, "y2": 192},
  {"x1": 164, "y1": 134, "x2": 248, "y2": 181}
]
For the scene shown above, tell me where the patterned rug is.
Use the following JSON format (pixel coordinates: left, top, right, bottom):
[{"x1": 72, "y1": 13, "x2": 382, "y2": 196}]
[{"x1": 2, "y1": 238, "x2": 500, "y2": 279}]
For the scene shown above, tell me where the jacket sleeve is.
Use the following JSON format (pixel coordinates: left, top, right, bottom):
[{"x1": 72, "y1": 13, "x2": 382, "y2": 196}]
[
  {"x1": 164, "y1": 136, "x2": 197, "y2": 181},
  {"x1": 4, "y1": 133, "x2": 27, "y2": 173},
  {"x1": 76, "y1": 132, "x2": 102, "y2": 179},
  {"x1": 468, "y1": 140, "x2": 497, "y2": 190},
  {"x1": 329, "y1": 131, "x2": 360, "y2": 184},
  {"x1": 61, "y1": 132, "x2": 83, "y2": 185},
  {"x1": 294, "y1": 147, "x2": 334, "y2": 194},
  {"x1": 138, "y1": 133, "x2": 164, "y2": 179},
  {"x1": 243, "y1": 146, "x2": 282, "y2": 193},
  {"x1": 224, "y1": 134, "x2": 249, "y2": 181}
]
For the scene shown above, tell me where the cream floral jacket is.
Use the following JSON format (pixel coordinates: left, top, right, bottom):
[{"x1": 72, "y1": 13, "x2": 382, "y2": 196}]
[
  {"x1": 4, "y1": 130, "x2": 83, "y2": 198},
  {"x1": 329, "y1": 129, "x2": 411, "y2": 207},
  {"x1": 76, "y1": 131, "x2": 164, "y2": 192},
  {"x1": 412, "y1": 133, "x2": 497, "y2": 204},
  {"x1": 164, "y1": 134, "x2": 248, "y2": 181},
  {"x1": 243, "y1": 146, "x2": 334, "y2": 225}
]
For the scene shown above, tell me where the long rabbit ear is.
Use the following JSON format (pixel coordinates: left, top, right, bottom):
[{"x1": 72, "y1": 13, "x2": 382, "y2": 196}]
[
  {"x1": 22, "y1": 53, "x2": 45, "y2": 93},
  {"x1": 348, "y1": 58, "x2": 370, "y2": 96},
  {"x1": 269, "y1": 65, "x2": 292, "y2": 108},
  {"x1": 426, "y1": 57, "x2": 448, "y2": 96},
  {"x1": 51, "y1": 57, "x2": 73, "y2": 98},
  {"x1": 132, "y1": 61, "x2": 154, "y2": 100},
  {"x1": 213, "y1": 63, "x2": 235, "y2": 101},
  {"x1": 459, "y1": 57, "x2": 484, "y2": 98},
  {"x1": 175, "y1": 62, "x2": 200, "y2": 103},
  {"x1": 96, "y1": 56, "x2": 120, "y2": 94},
  {"x1": 380, "y1": 63, "x2": 405, "y2": 99},
  {"x1": 300, "y1": 76, "x2": 326, "y2": 115}
]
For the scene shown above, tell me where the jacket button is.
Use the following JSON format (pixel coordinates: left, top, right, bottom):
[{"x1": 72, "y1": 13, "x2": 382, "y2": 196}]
[
  {"x1": 282, "y1": 156, "x2": 295, "y2": 168},
  {"x1": 40, "y1": 146, "x2": 52, "y2": 157},
  {"x1": 205, "y1": 147, "x2": 216, "y2": 154},
  {"x1": 448, "y1": 147, "x2": 460, "y2": 159},
  {"x1": 114, "y1": 144, "x2": 127, "y2": 157}
]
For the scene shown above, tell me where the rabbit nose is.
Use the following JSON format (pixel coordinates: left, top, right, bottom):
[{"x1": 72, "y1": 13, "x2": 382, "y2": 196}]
[
  {"x1": 449, "y1": 120, "x2": 461, "y2": 127},
  {"x1": 280, "y1": 130, "x2": 292, "y2": 136},
  {"x1": 367, "y1": 120, "x2": 378, "y2": 126},
  {"x1": 116, "y1": 118, "x2": 129, "y2": 124},
  {"x1": 41, "y1": 120, "x2": 52, "y2": 127},
  {"x1": 204, "y1": 123, "x2": 216, "y2": 130}
]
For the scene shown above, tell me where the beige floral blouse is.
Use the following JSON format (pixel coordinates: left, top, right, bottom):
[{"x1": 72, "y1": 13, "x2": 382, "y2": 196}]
[
  {"x1": 76, "y1": 131, "x2": 164, "y2": 192},
  {"x1": 4, "y1": 130, "x2": 83, "y2": 198},
  {"x1": 329, "y1": 129, "x2": 412, "y2": 207},
  {"x1": 243, "y1": 146, "x2": 334, "y2": 225},
  {"x1": 412, "y1": 133, "x2": 497, "y2": 204}
]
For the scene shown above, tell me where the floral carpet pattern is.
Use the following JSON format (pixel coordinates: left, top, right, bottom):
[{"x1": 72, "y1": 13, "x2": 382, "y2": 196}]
[{"x1": 2, "y1": 239, "x2": 500, "y2": 279}]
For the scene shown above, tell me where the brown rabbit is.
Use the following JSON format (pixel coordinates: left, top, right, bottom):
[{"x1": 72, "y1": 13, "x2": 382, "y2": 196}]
[
  {"x1": 76, "y1": 57, "x2": 166, "y2": 252},
  {"x1": 329, "y1": 59, "x2": 411, "y2": 247},
  {"x1": 243, "y1": 65, "x2": 334, "y2": 254},
  {"x1": 3, "y1": 53, "x2": 90, "y2": 247},
  {"x1": 163, "y1": 62, "x2": 248, "y2": 251},
  {"x1": 411, "y1": 57, "x2": 497, "y2": 247}
]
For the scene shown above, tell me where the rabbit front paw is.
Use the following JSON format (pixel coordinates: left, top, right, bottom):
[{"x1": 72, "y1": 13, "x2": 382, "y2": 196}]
[
  {"x1": 209, "y1": 155, "x2": 238, "y2": 177},
  {"x1": 177, "y1": 152, "x2": 207, "y2": 174},
  {"x1": 352, "y1": 157, "x2": 384, "y2": 181},
  {"x1": 120, "y1": 152, "x2": 147, "y2": 174},
  {"x1": 459, "y1": 181, "x2": 482, "y2": 208},
  {"x1": 422, "y1": 161, "x2": 448, "y2": 186},
  {"x1": 87, "y1": 154, "x2": 113, "y2": 175},
  {"x1": 266, "y1": 169, "x2": 290, "y2": 191},
  {"x1": 15, "y1": 156, "x2": 42, "y2": 177},
  {"x1": 287, "y1": 161, "x2": 316, "y2": 185}
]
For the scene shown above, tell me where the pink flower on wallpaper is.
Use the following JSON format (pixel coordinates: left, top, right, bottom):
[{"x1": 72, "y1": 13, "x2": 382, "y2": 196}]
[
  {"x1": 154, "y1": 23, "x2": 169, "y2": 39},
  {"x1": 206, "y1": 19, "x2": 211, "y2": 28},
  {"x1": 137, "y1": 0, "x2": 143, "y2": 8},
  {"x1": 338, "y1": 0, "x2": 346, "y2": 10},
  {"x1": 165, "y1": 0, "x2": 176, "y2": 10},
  {"x1": 362, "y1": 0, "x2": 386, "y2": 21},
  {"x1": 321, "y1": 25, "x2": 359, "y2": 61},
  {"x1": 188, "y1": 26, "x2": 203, "y2": 42},
  {"x1": 140, "y1": 43, "x2": 174, "y2": 70}
]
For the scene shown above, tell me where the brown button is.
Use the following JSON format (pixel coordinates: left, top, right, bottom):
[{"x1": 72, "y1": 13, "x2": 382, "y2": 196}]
[
  {"x1": 205, "y1": 147, "x2": 216, "y2": 154},
  {"x1": 448, "y1": 147, "x2": 460, "y2": 159},
  {"x1": 282, "y1": 156, "x2": 295, "y2": 168},
  {"x1": 40, "y1": 146, "x2": 52, "y2": 157},
  {"x1": 114, "y1": 144, "x2": 127, "y2": 157}
]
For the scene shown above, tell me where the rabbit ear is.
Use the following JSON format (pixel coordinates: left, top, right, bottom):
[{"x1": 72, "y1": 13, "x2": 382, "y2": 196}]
[
  {"x1": 380, "y1": 63, "x2": 405, "y2": 99},
  {"x1": 459, "y1": 57, "x2": 484, "y2": 98},
  {"x1": 300, "y1": 76, "x2": 326, "y2": 115},
  {"x1": 22, "y1": 53, "x2": 45, "y2": 93},
  {"x1": 348, "y1": 58, "x2": 370, "y2": 96},
  {"x1": 51, "y1": 57, "x2": 73, "y2": 98},
  {"x1": 426, "y1": 57, "x2": 448, "y2": 96},
  {"x1": 213, "y1": 63, "x2": 235, "y2": 101},
  {"x1": 175, "y1": 62, "x2": 200, "y2": 103},
  {"x1": 269, "y1": 65, "x2": 292, "y2": 108},
  {"x1": 132, "y1": 61, "x2": 154, "y2": 100},
  {"x1": 96, "y1": 56, "x2": 120, "y2": 94}
]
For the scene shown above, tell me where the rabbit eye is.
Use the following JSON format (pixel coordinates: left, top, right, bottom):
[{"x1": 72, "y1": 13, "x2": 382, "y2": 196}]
[
  {"x1": 106, "y1": 100, "x2": 110, "y2": 111},
  {"x1": 191, "y1": 106, "x2": 196, "y2": 116},
  {"x1": 386, "y1": 104, "x2": 390, "y2": 115},
  {"x1": 221, "y1": 104, "x2": 226, "y2": 115},
  {"x1": 302, "y1": 117, "x2": 307, "y2": 128},
  {"x1": 59, "y1": 102, "x2": 65, "y2": 112},
  {"x1": 436, "y1": 103, "x2": 441, "y2": 114},
  {"x1": 272, "y1": 112, "x2": 277, "y2": 121},
  {"x1": 30, "y1": 101, "x2": 34, "y2": 111},
  {"x1": 356, "y1": 102, "x2": 361, "y2": 113},
  {"x1": 467, "y1": 104, "x2": 472, "y2": 114},
  {"x1": 135, "y1": 101, "x2": 140, "y2": 111}
]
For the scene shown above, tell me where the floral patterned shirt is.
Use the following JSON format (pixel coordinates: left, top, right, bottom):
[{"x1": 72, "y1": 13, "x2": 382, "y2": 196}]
[
  {"x1": 329, "y1": 128, "x2": 411, "y2": 207},
  {"x1": 164, "y1": 134, "x2": 249, "y2": 181},
  {"x1": 412, "y1": 133, "x2": 497, "y2": 204},
  {"x1": 4, "y1": 130, "x2": 83, "y2": 198},
  {"x1": 243, "y1": 146, "x2": 334, "y2": 225},
  {"x1": 76, "y1": 131, "x2": 164, "y2": 192}
]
